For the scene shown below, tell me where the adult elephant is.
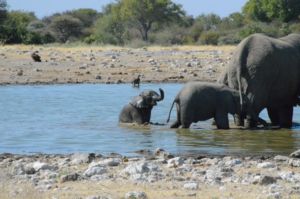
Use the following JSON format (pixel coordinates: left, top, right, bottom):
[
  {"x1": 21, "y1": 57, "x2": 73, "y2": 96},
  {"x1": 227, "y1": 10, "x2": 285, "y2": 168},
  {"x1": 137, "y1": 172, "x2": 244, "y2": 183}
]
[
  {"x1": 119, "y1": 88, "x2": 164, "y2": 124},
  {"x1": 219, "y1": 33, "x2": 300, "y2": 128}
]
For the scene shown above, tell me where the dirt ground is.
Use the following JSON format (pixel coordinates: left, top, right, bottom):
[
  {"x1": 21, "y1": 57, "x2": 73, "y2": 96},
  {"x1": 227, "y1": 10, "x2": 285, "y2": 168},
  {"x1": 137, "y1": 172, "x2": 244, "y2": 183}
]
[{"x1": 0, "y1": 45, "x2": 235, "y2": 85}]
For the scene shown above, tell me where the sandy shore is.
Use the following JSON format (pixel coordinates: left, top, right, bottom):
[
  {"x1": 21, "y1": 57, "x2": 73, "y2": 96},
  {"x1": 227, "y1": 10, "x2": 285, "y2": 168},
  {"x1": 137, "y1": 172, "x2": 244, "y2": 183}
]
[
  {"x1": 0, "y1": 45, "x2": 235, "y2": 85},
  {"x1": 1, "y1": 150, "x2": 300, "y2": 199}
]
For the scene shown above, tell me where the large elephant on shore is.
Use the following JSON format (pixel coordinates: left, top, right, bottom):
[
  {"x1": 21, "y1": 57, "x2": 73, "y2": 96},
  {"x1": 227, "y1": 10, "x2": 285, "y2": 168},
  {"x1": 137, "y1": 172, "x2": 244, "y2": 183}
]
[
  {"x1": 119, "y1": 88, "x2": 164, "y2": 124},
  {"x1": 219, "y1": 33, "x2": 300, "y2": 128},
  {"x1": 166, "y1": 82, "x2": 266, "y2": 129}
]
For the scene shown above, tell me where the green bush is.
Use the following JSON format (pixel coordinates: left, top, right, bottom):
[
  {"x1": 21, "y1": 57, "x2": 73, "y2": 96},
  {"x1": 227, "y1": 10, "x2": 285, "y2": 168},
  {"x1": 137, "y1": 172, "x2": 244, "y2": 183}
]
[
  {"x1": 199, "y1": 31, "x2": 220, "y2": 45},
  {"x1": 151, "y1": 25, "x2": 188, "y2": 45}
]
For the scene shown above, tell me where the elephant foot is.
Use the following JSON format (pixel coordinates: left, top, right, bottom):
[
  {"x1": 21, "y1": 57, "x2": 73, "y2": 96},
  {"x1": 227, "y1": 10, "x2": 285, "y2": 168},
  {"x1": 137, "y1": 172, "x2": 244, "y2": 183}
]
[
  {"x1": 279, "y1": 106, "x2": 293, "y2": 129},
  {"x1": 245, "y1": 117, "x2": 257, "y2": 129},
  {"x1": 170, "y1": 121, "x2": 180, "y2": 128},
  {"x1": 211, "y1": 119, "x2": 216, "y2": 126},
  {"x1": 234, "y1": 114, "x2": 244, "y2": 127}
]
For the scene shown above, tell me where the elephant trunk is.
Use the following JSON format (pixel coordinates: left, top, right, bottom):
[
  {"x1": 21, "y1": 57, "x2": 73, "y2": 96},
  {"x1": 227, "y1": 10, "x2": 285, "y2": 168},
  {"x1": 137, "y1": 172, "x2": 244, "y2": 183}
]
[{"x1": 153, "y1": 88, "x2": 164, "y2": 102}]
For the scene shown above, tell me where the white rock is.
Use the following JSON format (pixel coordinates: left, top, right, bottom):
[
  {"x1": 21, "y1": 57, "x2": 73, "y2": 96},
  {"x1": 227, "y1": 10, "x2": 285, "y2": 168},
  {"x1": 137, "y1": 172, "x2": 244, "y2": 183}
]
[
  {"x1": 84, "y1": 166, "x2": 107, "y2": 177},
  {"x1": 167, "y1": 157, "x2": 184, "y2": 168},
  {"x1": 125, "y1": 191, "x2": 148, "y2": 199},
  {"x1": 71, "y1": 153, "x2": 93, "y2": 165},
  {"x1": 290, "y1": 149, "x2": 300, "y2": 158},
  {"x1": 269, "y1": 184, "x2": 283, "y2": 194},
  {"x1": 123, "y1": 161, "x2": 159, "y2": 175},
  {"x1": 32, "y1": 162, "x2": 54, "y2": 171},
  {"x1": 98, "y1": 158, "x2": 121, "y2": 167},
  {"x1": 274, "y1": 155, "x2": 289, "y2": 162},
  {"x1": 289, "y1": 159, "x2": 300, "y2": 167},
  {"x1": 183, "y1": 182, "x2": 199, "y2": 190},
  {"x1": 224, "y1": 159, "x2": 242, "y2": 167},
  {"x1": 257, "y1": 162, "x2": 276, "y2": 169}
]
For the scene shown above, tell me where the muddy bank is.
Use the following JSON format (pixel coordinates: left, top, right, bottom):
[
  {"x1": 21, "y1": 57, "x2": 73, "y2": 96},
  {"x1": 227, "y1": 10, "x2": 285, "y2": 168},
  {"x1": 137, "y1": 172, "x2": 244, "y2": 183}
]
[
  {"x1": 0, "y1": 45, "x2": 234, "y2": 85},
  {"x1": 1, "y1": 149, "x2": 300, "y2": 199}
]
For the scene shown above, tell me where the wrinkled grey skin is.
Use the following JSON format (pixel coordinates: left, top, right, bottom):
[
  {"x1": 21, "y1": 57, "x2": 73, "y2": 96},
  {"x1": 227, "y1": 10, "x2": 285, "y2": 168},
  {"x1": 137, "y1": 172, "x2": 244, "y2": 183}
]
[
  {"x1": 166, "y1": 82, "x2": 266, "y2": 129},
  {"x1": 119, "y1": 88, "x2": 164, "y2": 124},
  {"x1": 219, "y1": 33, "x2": 300, "y2": 128}
]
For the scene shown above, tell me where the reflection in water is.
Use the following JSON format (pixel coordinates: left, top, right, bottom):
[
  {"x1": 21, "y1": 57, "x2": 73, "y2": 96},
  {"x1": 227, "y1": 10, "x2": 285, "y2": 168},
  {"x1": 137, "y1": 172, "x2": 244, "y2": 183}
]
[
  {"x1": 0, "y1": 83, "x2": 299, "y2": 156},
  {"x1": 175, "y1": 128, "x2": 299, "y2": 155}
]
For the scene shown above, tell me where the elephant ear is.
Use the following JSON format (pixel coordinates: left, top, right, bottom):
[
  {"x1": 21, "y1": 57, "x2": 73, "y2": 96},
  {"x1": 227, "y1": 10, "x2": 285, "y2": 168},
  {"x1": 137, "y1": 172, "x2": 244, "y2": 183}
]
[{"x1": 129, "y1": 96, "x2": 148, "y2": 108}]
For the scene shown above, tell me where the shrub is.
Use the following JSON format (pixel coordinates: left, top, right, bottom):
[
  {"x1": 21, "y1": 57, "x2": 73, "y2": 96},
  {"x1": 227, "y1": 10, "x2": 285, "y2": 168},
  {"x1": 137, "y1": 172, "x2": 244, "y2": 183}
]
[{"x1": 199, "y1": 31, "x2": 220, "y2": 45}]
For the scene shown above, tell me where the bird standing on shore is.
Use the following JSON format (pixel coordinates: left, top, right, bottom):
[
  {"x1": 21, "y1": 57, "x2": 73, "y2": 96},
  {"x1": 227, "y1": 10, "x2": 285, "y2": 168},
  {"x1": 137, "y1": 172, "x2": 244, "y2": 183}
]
[
  {"x1": 132, "y1": 75, "x2": 141, "y2": 87},
  {"x1": 31, "y1": 51, "x2": 41, "y2": 62}
]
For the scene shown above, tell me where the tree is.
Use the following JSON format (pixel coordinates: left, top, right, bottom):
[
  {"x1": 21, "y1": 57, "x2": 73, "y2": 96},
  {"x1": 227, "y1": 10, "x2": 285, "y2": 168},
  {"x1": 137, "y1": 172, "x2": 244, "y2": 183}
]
[
  {"x1": 0, "y1": 0, "x2": 7, "y2": 23},
  {"x1": 1, "y1": 11, "x2": 36, "y2": 43},
  {"x1": 49, "y1": 15, "x2": 83, "y2": 42},
  {"x1": 65, "y1": 9, "x2": 99, "y2": 27},
  {"x1": 194, "y1": 14, "x2": 222, "y2": 31},
  {"x1": 119, "y1": 0, "x2": 185, "y2": 41},
  {"x1": 92, "y1": 3, "x2": 126, "y2": 45},
  {"x1": 243, "y1": 0, "x2": 300, "y2": 22}
]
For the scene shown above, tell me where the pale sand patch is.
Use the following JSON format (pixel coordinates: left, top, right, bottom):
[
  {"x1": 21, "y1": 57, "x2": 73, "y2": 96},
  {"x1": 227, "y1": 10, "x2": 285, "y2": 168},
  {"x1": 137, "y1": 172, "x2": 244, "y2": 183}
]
[{"x1": 0, "y1": 45, "x2": 235, "y2": 85}]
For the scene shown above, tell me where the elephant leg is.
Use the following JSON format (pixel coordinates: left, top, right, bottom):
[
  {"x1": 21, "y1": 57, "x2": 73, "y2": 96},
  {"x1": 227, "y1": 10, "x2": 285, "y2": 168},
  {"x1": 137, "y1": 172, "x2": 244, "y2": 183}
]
[
  {"x1": 267, "y1": 107, "x2": 280, "y2": 126},
  {"x1": 215, "y1": 111, "x2": 229, "y2": 129},
  {"x1": 234, "y1": 114, "x2": 244, "y2": 126},
  {"x1": 279, "y1": 106, "x2": 293, "y2": 128}
]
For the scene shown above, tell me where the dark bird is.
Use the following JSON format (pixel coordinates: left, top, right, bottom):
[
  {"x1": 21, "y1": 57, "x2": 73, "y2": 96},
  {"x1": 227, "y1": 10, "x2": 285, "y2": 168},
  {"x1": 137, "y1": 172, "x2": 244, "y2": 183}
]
[
  {"x1": 132, "y1": 75, "x2": 141, "y2": 87},
  {"x1": 31, "y1": 51, "x2": 41, "y2": 62}
]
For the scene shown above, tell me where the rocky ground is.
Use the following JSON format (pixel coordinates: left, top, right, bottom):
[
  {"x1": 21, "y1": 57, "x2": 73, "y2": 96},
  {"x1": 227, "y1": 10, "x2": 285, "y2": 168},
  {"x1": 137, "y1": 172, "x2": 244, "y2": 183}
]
[
  {"x1": 1, "y1": 149, "x2": 300, "y2": 199},
  {"x1": 0, "y1": 45, "x2": 234, "y2": 85}
]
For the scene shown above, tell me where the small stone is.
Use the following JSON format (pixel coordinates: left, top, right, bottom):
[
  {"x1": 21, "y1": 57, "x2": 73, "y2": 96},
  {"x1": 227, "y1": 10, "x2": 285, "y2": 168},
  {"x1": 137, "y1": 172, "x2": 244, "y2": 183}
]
[
  {"x1": 167, "y1": 157, "x2": 184, "y2": 168},
  {"x1": 24, "y1": 166, "x2": 35, "y2": 174},
  {"x1": 95, "y1": 75, "x2": 101, "y2": 80},
  {"x1": 125, "y1": 191, "x2": 148, "y2": 199},
  {"x1": 225, "y1": 159, "x2": 242, "y2": 167},
  {"x1": 290, "y1": 149, "x2": 300, "y2": 158},
  {"x1": 17, "y1": 70, "x2": 23, "y2": 76},
  {"x1": 259, "y1": 175, "x2": 277, "y2": 185},
  {"x1": 183, "y1": 182, "x2": 199, "y2": 190},
  {"x1": 154, "y1": 148, "x2": 165, "y2": 155},
  {"x1": 71, "y1": 153, "x2": 95, "y2": 164},
  {"x1": 186, "y1": 62, "x2": 192, "y2": 67},
  {"x1": 60, "y1": 173, "x2": 80, "y2": 183}
]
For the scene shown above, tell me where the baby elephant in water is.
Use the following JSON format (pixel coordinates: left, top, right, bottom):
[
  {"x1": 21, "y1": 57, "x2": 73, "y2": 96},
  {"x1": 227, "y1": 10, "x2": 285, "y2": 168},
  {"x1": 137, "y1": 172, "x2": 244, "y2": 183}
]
[
  {"x1": 167, "y1": 82, "x2": 266, "y2": 129},
  {"x1": 119, "y1": 88, "x2": 164, "y2": 124}
]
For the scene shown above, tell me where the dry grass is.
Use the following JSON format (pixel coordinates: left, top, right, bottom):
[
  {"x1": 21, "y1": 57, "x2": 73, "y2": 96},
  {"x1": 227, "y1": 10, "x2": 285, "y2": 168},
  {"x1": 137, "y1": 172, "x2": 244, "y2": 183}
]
[{"x1": 1, "y1": 179, "x2": 300, "y2": 199}]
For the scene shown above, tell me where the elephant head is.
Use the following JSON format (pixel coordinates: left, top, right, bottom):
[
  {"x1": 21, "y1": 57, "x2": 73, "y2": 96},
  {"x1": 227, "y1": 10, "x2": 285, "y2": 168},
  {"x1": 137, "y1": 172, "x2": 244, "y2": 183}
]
[{"x1": 130, "y1": 88, "x2": 164, "y2": 108}]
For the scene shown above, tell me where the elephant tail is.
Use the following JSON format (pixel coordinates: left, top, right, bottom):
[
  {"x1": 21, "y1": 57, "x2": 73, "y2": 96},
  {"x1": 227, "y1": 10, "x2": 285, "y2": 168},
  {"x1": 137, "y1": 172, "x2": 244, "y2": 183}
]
[
  {"x1": 237, "y1": 74, "x2": 243, "y2": 110},
  {"x1": 166, "y1": 99, "x2": 177, "y2": 123}
]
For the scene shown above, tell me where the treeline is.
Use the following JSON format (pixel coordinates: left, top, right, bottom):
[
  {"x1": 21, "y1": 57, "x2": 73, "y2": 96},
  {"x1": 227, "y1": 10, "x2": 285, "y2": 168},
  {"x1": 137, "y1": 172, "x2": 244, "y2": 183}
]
[{"x1": 1, "y1": 0, "x2": 300, "y2": 46}]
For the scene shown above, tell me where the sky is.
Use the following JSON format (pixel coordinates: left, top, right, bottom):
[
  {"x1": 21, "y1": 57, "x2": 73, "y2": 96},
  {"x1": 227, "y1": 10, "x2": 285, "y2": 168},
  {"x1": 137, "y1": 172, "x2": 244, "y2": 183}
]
[{"x1": 6, "y1": 0, "x2": 248, "y2": 19}]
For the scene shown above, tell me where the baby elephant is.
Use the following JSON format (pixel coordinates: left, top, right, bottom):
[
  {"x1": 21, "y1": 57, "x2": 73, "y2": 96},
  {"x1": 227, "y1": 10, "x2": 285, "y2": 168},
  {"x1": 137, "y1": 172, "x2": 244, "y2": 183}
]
[
  {"x1": 167, "y1": 82, "x2": 266, "y2": 129},
  {"x1": 119, "y1": 88, "x2": 164, "y2": 124}
]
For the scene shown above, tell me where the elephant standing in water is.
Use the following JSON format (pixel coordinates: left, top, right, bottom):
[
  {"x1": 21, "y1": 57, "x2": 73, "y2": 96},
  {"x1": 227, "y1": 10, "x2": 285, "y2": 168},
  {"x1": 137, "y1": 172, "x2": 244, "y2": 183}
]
[
  {"x1": 119, "y1": 88, "x2": 164, "y2": 124},
  {"x1": 219, "y1": 33, "x2": 300, "y2": 128},
  {"x1": 166, "y1": 82, "x2": 266, "y2": 129}
]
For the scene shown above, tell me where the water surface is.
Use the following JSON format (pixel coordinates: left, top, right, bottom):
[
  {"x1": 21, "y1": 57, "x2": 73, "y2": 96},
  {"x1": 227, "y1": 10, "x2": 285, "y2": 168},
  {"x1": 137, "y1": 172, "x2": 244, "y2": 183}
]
[{"x1": 0, "y1": 84, "x2": 299, "y2": 156}]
